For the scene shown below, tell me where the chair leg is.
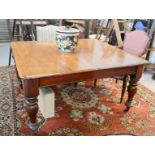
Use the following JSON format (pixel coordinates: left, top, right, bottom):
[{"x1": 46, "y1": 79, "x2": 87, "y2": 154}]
[
  {"x1": 8, "y1": 48, "x2": 12, "y2": 66},
  {"x1": 120, "y1": 76, "x2": 128, "y2": 104},
  {"x1": 74, "y1": 82, "x2": 78, "y2": 87},
  {"x1": 152, "y1": 74, "x2": 155, "y2": 80},
  {"x1": 94, "y1": 79, "x2": 97, "y2": 87}
]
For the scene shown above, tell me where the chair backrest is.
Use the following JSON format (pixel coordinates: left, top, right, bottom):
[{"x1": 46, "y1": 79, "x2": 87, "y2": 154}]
[
  {"x1": 36, "y1": 25, "x2": 58, "y2": 41},
  {"x1": 123, "y1": 30, "x2": 149, "y2": 57}
]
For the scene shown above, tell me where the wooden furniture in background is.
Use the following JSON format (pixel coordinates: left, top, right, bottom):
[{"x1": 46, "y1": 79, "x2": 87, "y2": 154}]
[
  {"x1": 91, "y1": 19, "x2": 97, "y2": 34},
  {"x1": 95, "y1": 19, "x2": 105, "y2": 39},
  {"x1": 105, "y1": 19, "x2": 128, "y2": 47},
  {"x1": 8, "y1": 19, "x2": 16, "y2": 66},
  {"x1": 16, "y1": 19, "x2": 48, "y2": 41},
  {"x1": 62, "y1": 19, "x2": 90, "y2": 38},
  {"x1": 8, "y1": 19, "x2": 48, "y2": 65},
  {"x1": 11, "y1": 39, "x2": 148, "y2": 132},
  {"x1": 145, "y1": 20, "x2": 155, "y2": 78}
]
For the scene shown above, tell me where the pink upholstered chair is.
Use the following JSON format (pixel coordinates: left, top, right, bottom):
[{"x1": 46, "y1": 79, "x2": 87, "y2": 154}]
[
  {"x1": 123, "y1": 30, "x2": 149, "y2": 56},
  {"x1": 119, "y1": 30, "x2": 149, "y2": 103},
  {"x1": 94, "y1": 30, "x2": 149, "y2": 103}
]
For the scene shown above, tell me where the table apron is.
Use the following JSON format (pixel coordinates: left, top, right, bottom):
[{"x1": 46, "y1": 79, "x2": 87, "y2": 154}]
[{"x1": 39, "y1": 66, "x2": 138, "y2": 87}]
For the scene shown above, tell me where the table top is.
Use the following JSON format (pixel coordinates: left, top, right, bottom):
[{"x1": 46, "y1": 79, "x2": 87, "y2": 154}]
[{"x1": 11, "y1": 39, "x2": 148, "y2": 79}]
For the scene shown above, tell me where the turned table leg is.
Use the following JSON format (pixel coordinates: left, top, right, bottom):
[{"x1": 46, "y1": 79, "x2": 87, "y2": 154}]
[
  {"x1": 124, "y1": 65, "x2": 144, "y2": 112},
  {"x1": 23, "y1": 79, "x2": 40, "y2": 132}
]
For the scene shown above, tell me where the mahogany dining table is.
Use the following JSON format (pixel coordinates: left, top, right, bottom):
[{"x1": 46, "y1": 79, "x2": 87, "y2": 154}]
[{"x1": 11, "y1": 39, "x2": 148, "y2": 132}]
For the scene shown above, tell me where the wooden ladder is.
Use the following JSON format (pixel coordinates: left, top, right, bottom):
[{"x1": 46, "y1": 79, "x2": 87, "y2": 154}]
[
  {"x1": 146, "y1": 20, "x2": 155, "y2": 60},
  {"x1": 95, "y1": 19, "x2": 105, "y2": 39},
  {"x1": 105, "y1": 19, "x2": 128, "y2": 47}
]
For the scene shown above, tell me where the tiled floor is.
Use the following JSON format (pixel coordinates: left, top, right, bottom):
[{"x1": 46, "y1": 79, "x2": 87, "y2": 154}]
[
  {"x1": 0, "y1": 43, "x2": 155, "y2": 92},
  {"x1": 139, "y1": 70, "x2": 155, "y2": 92}
]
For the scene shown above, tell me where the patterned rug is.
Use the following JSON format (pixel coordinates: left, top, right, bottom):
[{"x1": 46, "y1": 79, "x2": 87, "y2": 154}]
[{"x1": 0, "y1": 66, "x2": 155, "y2": 136}]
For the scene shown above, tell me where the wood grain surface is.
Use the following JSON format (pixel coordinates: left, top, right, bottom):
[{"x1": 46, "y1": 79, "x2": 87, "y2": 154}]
[{"x1": 11, "y1": 39, "x2": 148, "y2": 79}]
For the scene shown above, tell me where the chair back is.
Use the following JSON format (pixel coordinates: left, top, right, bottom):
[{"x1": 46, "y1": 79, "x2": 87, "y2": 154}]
[
  {"x1": 123, "y1": 30, "x2": 149, "y2": 57},
  {"x1": 36, "y1": 25, "x2": 58, "y2": 41}
]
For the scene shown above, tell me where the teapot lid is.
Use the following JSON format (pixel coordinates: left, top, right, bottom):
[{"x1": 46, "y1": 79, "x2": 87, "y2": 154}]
[{"x1": 56, "y1": 26, "x2": 80, "y2": 34}]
